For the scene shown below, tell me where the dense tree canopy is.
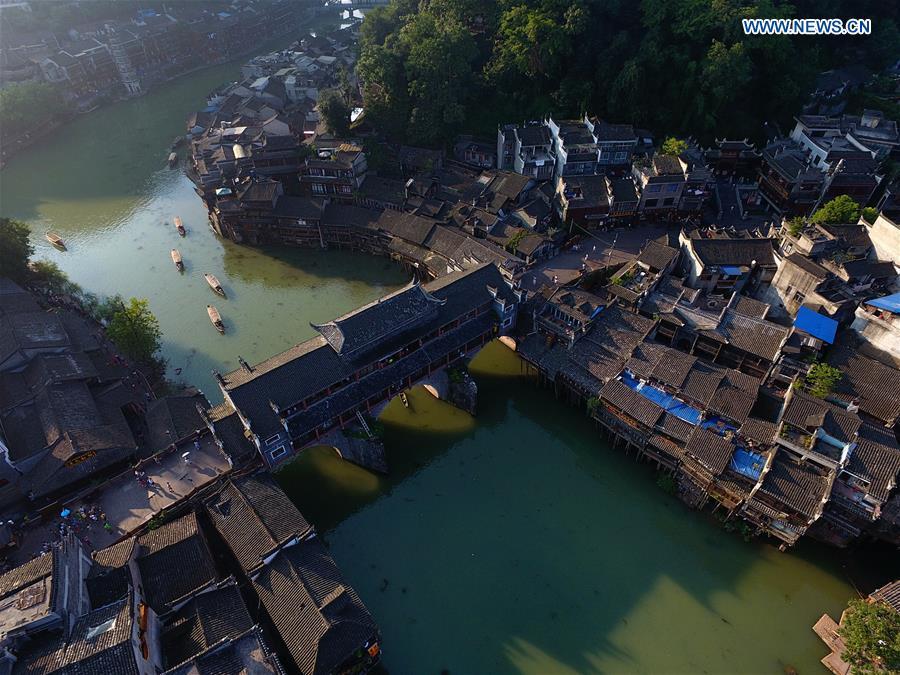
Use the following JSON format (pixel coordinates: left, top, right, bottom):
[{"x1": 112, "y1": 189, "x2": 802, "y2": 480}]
[
  {"x1": 811, "y1": 195, "x2": 861, "y2": 225},
  {"x1": 357, "y1": 0, "x2": 900, "y2": 146},
  {"x1": 103, "y1": 297, "x2": 162, "y2": 364},
  {"x1": 319, "y1": 89, "x2": 352, "y2": 136},
  {"x1": 0, "y1": 218, "x2": 34, "y2": 283},
  {"x1": 839, "y1": 598, "x2": 900, "y2": 674},
  {"x1": 0, "y1": 82, "x2": 65, "y2": 140}
]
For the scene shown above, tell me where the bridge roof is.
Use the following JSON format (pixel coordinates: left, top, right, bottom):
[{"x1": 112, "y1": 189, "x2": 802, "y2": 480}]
[{"x1": 221, "y1": 264, "x2": 515, "y2": 439}]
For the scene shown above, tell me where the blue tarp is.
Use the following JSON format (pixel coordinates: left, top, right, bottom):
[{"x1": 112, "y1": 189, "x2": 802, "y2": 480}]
[
  {"x1": 794, "y1": 306, "x2": 838, "y2": 344},
  {"x1": 867, "y1": 292, "x2": 900, "y2": 314},
  {"x1": 621, "y1": 371, "x2": 739, "y2": 431},
  {"x1": 721, "y1": 265, "x2": 744, "y2": 276},
  {"x1": 730, "y1": 448, "x2": 765, "y2": 480}
]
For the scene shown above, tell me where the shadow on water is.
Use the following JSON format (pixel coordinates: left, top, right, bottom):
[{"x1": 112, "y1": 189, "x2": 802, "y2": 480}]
[{"x1": 278, "y1": 341, "x2": 866, "y2": 675}]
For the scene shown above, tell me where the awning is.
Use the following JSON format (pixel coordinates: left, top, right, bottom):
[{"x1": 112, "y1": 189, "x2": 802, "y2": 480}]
[
  {"x1": 866, "y1": 292, "x2": 900, "y2": 314},
  {"x1": 720, "y1": 265, "x2": 744, "y2": 276},
  {"x1": 794, "y1": 306, "x2": 838, "y2": 344}
]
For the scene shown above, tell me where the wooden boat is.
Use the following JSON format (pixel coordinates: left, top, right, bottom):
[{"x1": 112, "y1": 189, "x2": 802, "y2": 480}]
[
  {"x1": 171, "y1": 248, "x2": 184, "y2": 271},
  {"x1": 45, "y1": 231, "x2": 65, "y2": 248},
  {"x1": 167, "y1": 152, "x2": 178, "y2": 167},
  {"x1": 204, "y1": 273, "x2": 225, "y2": 297},
  {"x1": 174, "y1": 217, "x2": 186, "y2": 236},
  {"x1": 207, "y1": 305, "x2": 225, "y2": 334}
]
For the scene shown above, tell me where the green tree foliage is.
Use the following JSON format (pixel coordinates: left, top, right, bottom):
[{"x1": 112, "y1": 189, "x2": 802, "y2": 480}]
[
  {"x1": 357, "y1": 0, "x2": 898, "y2": 144},
  {"x1": 29, "y1": 260, "x2": 81, "y2": 296},
  {"x1": 0, "y1": 81, "x2": 65, "y2": 140},
  {"x1": 839, "y1": 598, "x2": 900, "y2": 674},
  {"x1": 804, "y1": 363, "x2": 842, "y2": 399},
  {"x1": 103, "y1": 297, "x2": 162, "y2": 364},
  {"x1": 0, "y1": 217, "x2": 34, "y2": 283},
  {"x1": 318, "y1": 89, "x2": 351, "y2": 136},
  {"x1": 861, "y1": 207, "x2": 878, "y2": 224},
  {"x1": 660, "y1": 137, "x2": 688, "y2": 156},
  {"x1": 786, "y1": 217, "x2": 805, "y2": 237},
  {"x1": 811, "y1": 195, "x2": 861, "y2": 225}
]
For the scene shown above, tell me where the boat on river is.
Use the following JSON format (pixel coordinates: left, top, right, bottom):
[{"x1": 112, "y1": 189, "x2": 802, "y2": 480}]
[
  {"x1": 45, "y1": 231, "x2": 65, "y2": 249},
  {"x1": 167, "y1": 152, "x2": 178, "y2": 167},
  {"x1": 174, "y1": 217, "x2": 186, "y2": 236},
  {"x1": 171, "y1": 248, "x2": 184, "y2": 271},
  {"x1": 207, "y1": 305, "x2": 225, "y2": 333},
  {"x1": 204, "y1": 273, "x2": 225, "y2": 297}
]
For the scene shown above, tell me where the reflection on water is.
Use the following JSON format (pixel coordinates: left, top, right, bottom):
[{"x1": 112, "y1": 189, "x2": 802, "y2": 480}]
[{"x1": 277, "y1": 341, "x2": 857, "y2": 674}]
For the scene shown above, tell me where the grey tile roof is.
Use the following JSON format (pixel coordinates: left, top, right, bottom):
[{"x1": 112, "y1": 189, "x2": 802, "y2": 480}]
[
  {"x1": 658, "y1": 412, "x2": 694, "y2": 442},
  {"x1": 758, "y1": 455, "x2": 830, "y2": 519},
  {"x1": 739, "y1": 418, "x2": 778, "y2": 446},
  {"x1": 0, "y1": 553, "x2": 52, "y2": 600},
  {"x1": 847, "y1": 423, "x2": 900, "y2": 502},
  {"x1": 144, "y1": 393, "x2": 207, "y2": 453},
  {"x1": 707, "y1": 385, "x2": 757, "y2": 424},
  {"x1": 252, "y1": 537, "x2": 378, "y2": 675},
  {"x1": 782, "y1": 390, "x2": 861, "y2": 443},
  {"x1": 161, "y1": 583, "x2": 254, "y2": 670},
  {"x1": 871, "y1": 580, "x2": 900, "y2": 613},
  {"x1": 136, "y1": 512, "x2": 217, "y2": 614},
  {"x1": 86, "y1": 540, "x2": 134, "y2": 609},
  {"x1": 374, "y1": 210, "x2": 436, "y2": 246},
  {"x1": 205, "y1": 472, "x2": 312, "y2": 573},
  {"x1": 599, "y1": 379, "x2": 664, "y2": 428},
  {"x1": 14, "y1": 596, "x2": 137, "y2": 675},
  {"x1": 223, "y1": 264, "x2": 514, "y2": 439},
  {"x1": 636, "y1": 240, "x2": 678, "y2": 271},
  {"x1": 731, "y1": 295, "x2": 770, "y2": 320},
  {"x1": 784, "y1": 253, "x2": 829, "y2": 280},
  {"x1": 312, "y1": 283, "x2": 443, "y2": 358},
  {"x1": 827, "y1": 346, "x2": 900, "y2": 425},
  {"x1": 684, "y1": 428, "x2": 734, "y2": 475},
  {"x1": 716, "y1": 310, "x2": 789, "y2": 362},
  {"x1": 690, "y1": 238, "x2": 775, "y2": 267}
]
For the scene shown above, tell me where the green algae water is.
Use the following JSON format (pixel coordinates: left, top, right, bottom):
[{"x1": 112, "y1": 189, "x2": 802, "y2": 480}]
[
  {"x1": 0, "y1": 32, "x2": 866, "y2": 674},
  {"x1": 279, "y1": 342, "x2": 859, "y2": 675}
]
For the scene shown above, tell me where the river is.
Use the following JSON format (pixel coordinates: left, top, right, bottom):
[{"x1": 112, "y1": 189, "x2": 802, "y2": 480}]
[{"x1": 0, "y1": 30, "x2": 873, "y2": 675}]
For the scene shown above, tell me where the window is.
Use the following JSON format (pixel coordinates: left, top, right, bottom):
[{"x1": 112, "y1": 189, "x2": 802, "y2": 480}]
[
  {"x1": 264, "y1": 434, "x2": 280, "y2": 446},
  {"x1": 666, "y1": 183, "x2": 679, "y2": 192},
  {"x1": 645, "y1": 198, "x2": 658, "y2": 207},
  {"x1": 271, "y1": 445, "x2": 288, "y2": 460},
  {"x1": 340, "y1": 184, "x2": 352, "y2": 194},
  {"x1": 663, "y1": 198, "x2": 674, "y2": 206},
  {"x1": 312, "y1": 183, "x2": 326, "y2": 195},
  {"x1": 648, "y1": 184, "x2": 661, "y2": 193}
]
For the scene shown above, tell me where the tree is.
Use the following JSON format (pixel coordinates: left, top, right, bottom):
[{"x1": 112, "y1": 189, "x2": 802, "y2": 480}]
[
  {"x1": 29, "y1": 260, "x2": 81, "y2": 297},
  {"x1": 804, "y1": 363, "x2": 842, "y2": 399},
  {"x1": 318, "y1": 89, "x2": 351, "y2": 137},
  {"x1": 104, "y1": 297, "x2": 161, "y2": 364},
  {"x1": 660, "y1": 137, "x2": 688, "y2": 156},
  {"x1": 0, "y1": 217, "x2": 33, "y2": 283},
  {"x1": 839, "y1": 598, "x2": 900, "y2": 674},
  {"x1": 861, "y1": 207, "x2": 878, "y2": 224},
  {"x1": 0, "y1": 81, "x2": 64, "y2": 139},
  {"x1": 811, "y1": 195, "x2": 861, "y2": 225}
]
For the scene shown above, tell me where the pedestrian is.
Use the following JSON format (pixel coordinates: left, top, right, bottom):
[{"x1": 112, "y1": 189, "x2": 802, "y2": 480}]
[
  {"x1": 193, "y1": 438, "x2": 201, "y2": 452},
  {"x1": 166, "y1": 482, "x2": 174, "y2": 492},
  {"x1": 183, "y1": 452, "x2": 192, "y2": 465}
]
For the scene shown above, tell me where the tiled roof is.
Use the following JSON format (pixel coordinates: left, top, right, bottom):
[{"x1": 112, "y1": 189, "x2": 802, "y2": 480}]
[
  {"x1": 312, "y1": 283, "x2": 443, "y2": 358},
  {"x1": 374, "y1": 210, "x2": 436, "y2": 246},
  {"x1": 0, "y1": 552, "x2": 52, "y2": 600},
  {"x1": 14, "y1": 596, "x2": 137, "y2": 675},
  {"x1": 871, "y1": 580, "x2": 900, "y2": 613},
  {"x1": 739, "y1": 418, "x2": 777, "y2": 446},
  {"x1": 827, "y1": 346, "x2": 900, "y2": 425},
  {"x1": 785, "y1": 253, "x2": 829, "y2": 280},
  {"x1": 599, "y1": 379, "x2": 664, "y2": 428},
  {"x1": 205, "y1": 472, "x2": 312, "y2": 573},
  {"x1": 690, "y1": 238, "x2": 775, "y2": 267},
  {"x1": 716, "y1": 310, "x2": 788, "y2": 361},
  {"x1": 681, "y1": 362, "x2": 726, "y2": 405},
  {"x1": 649, "y1": 349, "x2": 696, "y2": 389},
  {"x1": 731, "y1": 295, "x2": 770, "y2": 320},
  {"x1": 684, "y1": 428, "x2": 734, "y2": 474},
  {"x1": 86, "y1": 540, "x2": 134, "y2": 608},
  {"x1": 252, "y1": 537, "x2": 378, "y2": 675},
  {"x1": 707, "y1": 385, "x2": 757, "y2": 424},
  {"x1": 136, "y1": 512, "x2": 217, "y2": 614},
  {"x1": 782, "y1": 390, "x2": 861, "y2": 443},
  {"x1": 658, "y1": 412, "x2": 694, "y2": 442},
  {"x1": 758, "y1": 455, "x2": 830, "y2": 519},
  {"x1": 161, "y1": 583, "x2": 254, "y2": 670},
  {"x1": 847, "y1": 423, "x2": 900, "y2": 501}
]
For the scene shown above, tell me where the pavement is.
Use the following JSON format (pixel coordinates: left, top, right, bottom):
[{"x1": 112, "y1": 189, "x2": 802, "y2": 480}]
[
  {"x1": 7, "y1": 434, "x2": 231, "y2": 566},
  {"x1": 518, "y1": 224, "x2": 670, "y2": 291}
]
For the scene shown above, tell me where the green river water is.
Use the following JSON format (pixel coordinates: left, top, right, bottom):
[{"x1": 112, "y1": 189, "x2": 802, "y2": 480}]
[{"x1": 0, "y1": 34, "x2": 876, "y2": 675}]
